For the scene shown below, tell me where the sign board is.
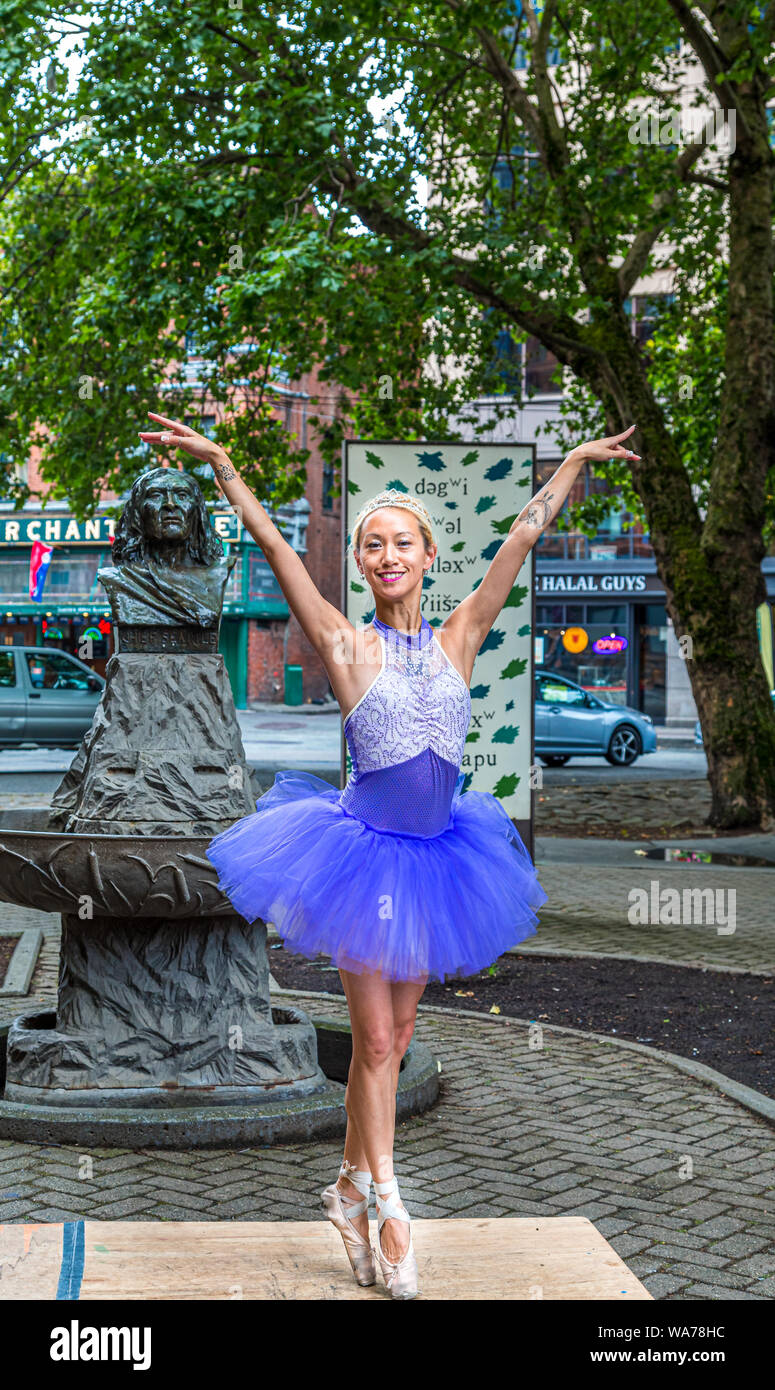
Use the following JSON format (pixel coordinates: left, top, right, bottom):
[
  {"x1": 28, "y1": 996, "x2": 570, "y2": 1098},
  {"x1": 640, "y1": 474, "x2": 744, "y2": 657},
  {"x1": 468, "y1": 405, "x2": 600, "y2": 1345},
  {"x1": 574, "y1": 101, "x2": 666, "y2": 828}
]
[
  {"x1": 0, "y1": 508, "x2": 243, "y2": 547},
  {"x1": 535, "y1": 570, "x2": 663, "y2": 594},
  {"x1": 342, "y1": 440, "x2": 536, "y2": 850}
]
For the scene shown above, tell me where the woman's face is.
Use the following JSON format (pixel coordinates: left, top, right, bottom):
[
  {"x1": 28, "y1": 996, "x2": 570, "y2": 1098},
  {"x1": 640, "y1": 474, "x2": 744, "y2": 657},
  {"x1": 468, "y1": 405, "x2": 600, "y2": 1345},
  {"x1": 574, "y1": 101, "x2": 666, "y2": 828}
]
[{"x1": 356, "y1": 507, "x2": 435, "y2": 598}]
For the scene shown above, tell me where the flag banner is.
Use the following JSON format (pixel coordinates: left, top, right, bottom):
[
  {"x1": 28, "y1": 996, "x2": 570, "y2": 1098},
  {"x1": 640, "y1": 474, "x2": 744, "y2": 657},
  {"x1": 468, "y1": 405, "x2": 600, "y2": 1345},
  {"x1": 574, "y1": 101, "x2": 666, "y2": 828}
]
[{"x1": 29, "y1": 540, "x2": 54, "y2": 601}]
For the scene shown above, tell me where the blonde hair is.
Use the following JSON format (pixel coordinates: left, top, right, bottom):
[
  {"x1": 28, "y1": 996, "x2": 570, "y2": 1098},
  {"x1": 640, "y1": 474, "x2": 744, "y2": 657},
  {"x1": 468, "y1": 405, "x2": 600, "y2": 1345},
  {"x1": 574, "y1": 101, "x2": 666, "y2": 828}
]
[{"x1": 350, "y1": 488, "x2": 435, "y2": 557}]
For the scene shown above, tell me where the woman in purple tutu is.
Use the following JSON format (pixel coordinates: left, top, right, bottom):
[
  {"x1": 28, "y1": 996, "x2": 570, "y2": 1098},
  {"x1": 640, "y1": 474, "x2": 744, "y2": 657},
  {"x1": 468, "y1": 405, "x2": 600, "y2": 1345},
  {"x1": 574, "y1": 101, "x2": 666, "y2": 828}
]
[{"x1": 139, "y1": 411, "x2": 640, "y2": 1299}]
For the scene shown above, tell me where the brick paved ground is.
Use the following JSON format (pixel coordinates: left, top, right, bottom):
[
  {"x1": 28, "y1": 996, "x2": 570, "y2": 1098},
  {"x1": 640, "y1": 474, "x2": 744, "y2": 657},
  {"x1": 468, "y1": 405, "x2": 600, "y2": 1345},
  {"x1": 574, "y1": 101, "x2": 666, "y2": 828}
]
[
  {"x1": 1, "y1": 992, "x2": 773, "y2": 1301},
  {"x1": 522, "y1": 863, "x2": 775, "y2": 973}
]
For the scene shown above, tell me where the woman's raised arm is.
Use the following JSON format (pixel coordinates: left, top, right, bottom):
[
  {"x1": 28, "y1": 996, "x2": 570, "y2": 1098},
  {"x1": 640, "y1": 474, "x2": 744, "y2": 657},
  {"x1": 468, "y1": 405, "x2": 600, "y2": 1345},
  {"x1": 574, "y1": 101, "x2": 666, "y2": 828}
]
[
  {"x1": 440, "y1": 425, "x2": 640, "y2": 675},
  {"x1": 138, "y1": 412, "x2": 354, "y2": 658}
]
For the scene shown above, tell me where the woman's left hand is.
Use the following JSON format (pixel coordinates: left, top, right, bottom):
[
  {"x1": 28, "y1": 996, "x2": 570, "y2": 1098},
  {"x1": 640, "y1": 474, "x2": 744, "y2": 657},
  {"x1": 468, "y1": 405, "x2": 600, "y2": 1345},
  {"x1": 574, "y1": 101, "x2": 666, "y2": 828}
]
[{"x1": 574, "y1": 424, "x2": 641, "y2": 463}]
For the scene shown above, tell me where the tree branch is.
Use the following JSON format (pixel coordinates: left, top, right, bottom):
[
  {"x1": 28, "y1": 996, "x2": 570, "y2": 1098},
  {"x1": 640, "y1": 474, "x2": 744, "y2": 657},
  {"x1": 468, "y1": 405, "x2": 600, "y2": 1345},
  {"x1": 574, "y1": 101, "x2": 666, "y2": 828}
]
[{"x1": 664, "y1": 0, "x2": 752, "y2": 138}]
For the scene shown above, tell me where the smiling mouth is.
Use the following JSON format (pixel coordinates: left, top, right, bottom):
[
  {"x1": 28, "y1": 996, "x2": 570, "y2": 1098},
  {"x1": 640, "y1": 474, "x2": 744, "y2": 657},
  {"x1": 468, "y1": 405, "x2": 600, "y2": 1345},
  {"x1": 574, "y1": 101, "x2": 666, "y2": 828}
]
[{"x1": 376, "y1": 572, "x2": 405, "y2": 583}]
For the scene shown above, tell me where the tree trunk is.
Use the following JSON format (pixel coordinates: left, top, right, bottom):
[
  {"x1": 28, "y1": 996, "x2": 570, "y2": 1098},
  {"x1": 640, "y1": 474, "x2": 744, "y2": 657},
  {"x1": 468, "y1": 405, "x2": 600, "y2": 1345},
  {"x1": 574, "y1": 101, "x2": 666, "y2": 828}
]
[
  {"x1": 578, "y1": 302, "x2": 775, "y2": 831},
  {"x1": 696, "y1": 83, "x2": 775, "y2": 829}
]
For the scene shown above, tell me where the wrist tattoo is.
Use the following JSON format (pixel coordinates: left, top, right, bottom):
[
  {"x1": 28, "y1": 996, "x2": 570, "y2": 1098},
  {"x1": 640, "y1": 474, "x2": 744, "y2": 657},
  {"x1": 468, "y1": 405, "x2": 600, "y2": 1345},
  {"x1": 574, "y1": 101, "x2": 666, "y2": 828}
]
[{"x1": 214, "y1": 460, "x2": 236, "y2": 482}]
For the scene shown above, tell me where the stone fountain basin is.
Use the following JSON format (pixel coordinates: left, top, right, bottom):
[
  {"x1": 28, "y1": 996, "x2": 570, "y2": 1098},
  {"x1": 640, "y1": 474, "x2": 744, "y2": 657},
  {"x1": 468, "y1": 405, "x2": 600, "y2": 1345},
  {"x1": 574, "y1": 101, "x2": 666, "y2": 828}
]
[{"x1": 0, "y1": 820, "x2": 230, "y2": 918}]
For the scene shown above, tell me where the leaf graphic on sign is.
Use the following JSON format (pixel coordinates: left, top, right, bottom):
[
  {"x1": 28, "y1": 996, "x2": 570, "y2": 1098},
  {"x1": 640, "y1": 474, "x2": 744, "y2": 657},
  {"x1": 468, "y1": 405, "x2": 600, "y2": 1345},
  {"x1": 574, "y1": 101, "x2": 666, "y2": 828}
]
[
  {"x1": 365, "y1": 450, "x2": 385, "y2": 470},
  {"x1": 493, "y1": 773, "x2": 520, "y2": 797},
  {"x1": 350, "y1": 581, "x2": 365, "y2": 593},
  {"x1": 501, "y1": 658, "x2": 527, "y2": 679},
  {"x1": 518, "y1": 623, "x2": 531, "y2": 636},
  {"x1": 476, "y1": 496, "x2": 496, "y2": 514},
  {"x1": 450, "y1": 541, "x2": 465, "y2": 551},
  {"x1": 466, "y1": 731, "x2": 480, "y2": 742},
  {"x1": 386, "y1": 478, "x2": 409, "y2": 492},
  {"x1": 347, "y1": 479, "x2": 360, "y2": 494},
  {"x1": 491, "y1": 513, "x2": 518, "y2": 534},
  {"x1": 493, "y1": 725, "x2": 520, "y2": 743},
  {"x1": 416, "y1": 450, "x2": 446, "y2": 471},
  {"x1": 504, "y1": 585, "x2": 529, "y2": 608},
  {"x1": 470, "y1": 683, "x2": 490, "y2": 700},
  {"x1": 484, "y1": 457, "x2": 513, "y2": 481},
  {"x1": 479, "y1": 627, "x2": 505, "y2": 654},
  {"x1": 461, "y1": 450, "x2": 479, "y2": 466}
]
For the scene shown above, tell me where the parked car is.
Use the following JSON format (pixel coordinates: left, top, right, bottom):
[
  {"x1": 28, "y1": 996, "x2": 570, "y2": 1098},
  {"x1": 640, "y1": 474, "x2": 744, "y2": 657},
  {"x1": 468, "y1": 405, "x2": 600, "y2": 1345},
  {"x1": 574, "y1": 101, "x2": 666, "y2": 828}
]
[
  {"x1": 0, "y1": 646, "x2": 105, "y2": 748},
  {"x1": 535, "y1": 668, "x2": 657, "y2": 767},
  {"x1": 695, "y1": 689, "x2": 775, "y2": 746}
]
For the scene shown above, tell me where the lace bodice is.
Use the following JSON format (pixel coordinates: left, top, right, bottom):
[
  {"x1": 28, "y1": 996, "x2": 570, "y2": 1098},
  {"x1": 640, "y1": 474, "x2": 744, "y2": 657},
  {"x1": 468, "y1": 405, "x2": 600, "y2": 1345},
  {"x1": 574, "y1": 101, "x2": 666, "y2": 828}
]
[{"x1": 340, "y1": 615, "x2": 471, "y2": 838}]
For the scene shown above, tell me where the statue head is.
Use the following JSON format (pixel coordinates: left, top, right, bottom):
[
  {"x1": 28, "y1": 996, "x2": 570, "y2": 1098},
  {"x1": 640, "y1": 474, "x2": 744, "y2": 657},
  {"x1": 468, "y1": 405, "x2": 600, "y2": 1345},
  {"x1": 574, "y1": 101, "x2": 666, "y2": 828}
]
[{"x1": 112, "y1": 468, "x2": 223, "y2": 566}]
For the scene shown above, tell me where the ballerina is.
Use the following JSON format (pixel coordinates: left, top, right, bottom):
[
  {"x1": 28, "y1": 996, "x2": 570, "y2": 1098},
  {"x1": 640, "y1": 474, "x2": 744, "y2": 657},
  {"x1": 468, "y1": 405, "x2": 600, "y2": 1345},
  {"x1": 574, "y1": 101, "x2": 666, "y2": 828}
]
[{"x1": 138, "y1": 412, "x2": 640, "y2": 1300}]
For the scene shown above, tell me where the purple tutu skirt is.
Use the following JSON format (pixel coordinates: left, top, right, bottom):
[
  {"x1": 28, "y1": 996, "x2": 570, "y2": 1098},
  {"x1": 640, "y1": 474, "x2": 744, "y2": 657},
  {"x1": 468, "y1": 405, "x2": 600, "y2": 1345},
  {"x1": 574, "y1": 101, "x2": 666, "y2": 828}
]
[{"x1": 206, "y1": 771, "x2": 548, "y2": 984}]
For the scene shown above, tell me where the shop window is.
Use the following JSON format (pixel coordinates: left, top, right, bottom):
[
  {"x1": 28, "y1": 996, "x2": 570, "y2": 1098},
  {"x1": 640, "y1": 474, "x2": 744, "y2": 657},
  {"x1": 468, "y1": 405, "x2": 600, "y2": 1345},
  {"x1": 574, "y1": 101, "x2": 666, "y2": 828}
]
[
  {"x1": 223, "y1": 554, "x2": 242, "y2": 602},
  {"x1": 588, "y1": 605, "x2": 627, "y2": 626},
  {"x1": 534, "y1": 603, "x2": 629, "y2": 704},
  {"x1": 638, "y1": 603, "x2": 667, "y2": 721},
  {"x1": 248, "y1": 551, "x2": 282, "y2": 601}
]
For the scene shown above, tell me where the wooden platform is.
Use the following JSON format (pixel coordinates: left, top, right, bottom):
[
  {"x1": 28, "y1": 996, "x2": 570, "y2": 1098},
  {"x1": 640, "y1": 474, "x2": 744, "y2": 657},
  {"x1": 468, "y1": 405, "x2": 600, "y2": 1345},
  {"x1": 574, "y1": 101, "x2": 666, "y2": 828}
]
[{"x1": 0, "y1": 1218, "x2": 652, "y2": 1300}]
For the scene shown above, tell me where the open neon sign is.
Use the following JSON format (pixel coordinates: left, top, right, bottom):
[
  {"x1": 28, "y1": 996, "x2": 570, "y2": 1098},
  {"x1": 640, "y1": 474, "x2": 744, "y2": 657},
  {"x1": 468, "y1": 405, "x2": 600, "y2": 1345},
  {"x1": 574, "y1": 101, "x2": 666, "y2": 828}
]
[{"x1": 592, "y1": 634, "x2": 628, "y2": 654}]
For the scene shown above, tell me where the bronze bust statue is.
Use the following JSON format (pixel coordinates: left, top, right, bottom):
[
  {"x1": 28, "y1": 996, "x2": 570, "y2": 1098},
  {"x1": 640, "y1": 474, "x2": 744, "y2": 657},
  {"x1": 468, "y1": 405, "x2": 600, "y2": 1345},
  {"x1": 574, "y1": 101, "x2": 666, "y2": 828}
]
[
  {"x1": 48, "y1": 468, "x2": 253, "y2": 835},
  {"x1": 99, "y1": 468, "x2": 235, "y2": 631}
]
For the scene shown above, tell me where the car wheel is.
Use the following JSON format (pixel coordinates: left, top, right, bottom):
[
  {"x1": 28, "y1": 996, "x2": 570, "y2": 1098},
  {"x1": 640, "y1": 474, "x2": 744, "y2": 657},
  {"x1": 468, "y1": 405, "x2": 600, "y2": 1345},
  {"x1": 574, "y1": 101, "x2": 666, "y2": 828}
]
[
  {"x1": 605, "y1": 724, "x2": 642, "y2": 766},
  {"x1": 539, "y1": 755, "x2": 572, "y2": 767}
]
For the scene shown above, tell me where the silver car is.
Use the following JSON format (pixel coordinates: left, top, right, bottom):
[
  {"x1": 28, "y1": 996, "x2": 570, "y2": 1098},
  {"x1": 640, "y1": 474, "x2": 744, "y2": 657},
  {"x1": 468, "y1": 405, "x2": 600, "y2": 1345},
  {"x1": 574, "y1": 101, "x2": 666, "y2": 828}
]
[
  {"x1": 0, "y1": 646, "x2": 105, "y2": 748},
  {"x1": 535, "y1": 668, "x2": 657, "y2": 767}
]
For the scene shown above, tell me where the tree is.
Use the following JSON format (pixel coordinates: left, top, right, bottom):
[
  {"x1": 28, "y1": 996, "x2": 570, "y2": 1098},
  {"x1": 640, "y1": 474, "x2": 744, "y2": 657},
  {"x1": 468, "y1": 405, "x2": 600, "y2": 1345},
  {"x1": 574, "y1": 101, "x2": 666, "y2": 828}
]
[{"x1": 1, "y1": 0, "x2": 774, "y2": 827}]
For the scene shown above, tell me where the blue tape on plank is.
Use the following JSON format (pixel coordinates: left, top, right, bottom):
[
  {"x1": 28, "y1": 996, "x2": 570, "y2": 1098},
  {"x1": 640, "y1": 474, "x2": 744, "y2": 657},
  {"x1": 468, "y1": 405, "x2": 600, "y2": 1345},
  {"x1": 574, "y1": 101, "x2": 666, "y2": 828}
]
[{"x1": 56, "y1": 1220, "x2": 85, "y2": 1300}]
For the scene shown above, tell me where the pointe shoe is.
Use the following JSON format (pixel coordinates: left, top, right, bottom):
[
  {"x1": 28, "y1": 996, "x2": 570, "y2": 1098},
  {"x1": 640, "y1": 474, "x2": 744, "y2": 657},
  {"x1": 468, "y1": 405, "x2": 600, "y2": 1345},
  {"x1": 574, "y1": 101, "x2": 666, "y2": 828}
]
[
  {"x1": 374, "y1": 1175, "x2": 419, "y2": 1300},
  {"x1": 321, "y1": 1159, "x2": 377, "y2": 1286}
]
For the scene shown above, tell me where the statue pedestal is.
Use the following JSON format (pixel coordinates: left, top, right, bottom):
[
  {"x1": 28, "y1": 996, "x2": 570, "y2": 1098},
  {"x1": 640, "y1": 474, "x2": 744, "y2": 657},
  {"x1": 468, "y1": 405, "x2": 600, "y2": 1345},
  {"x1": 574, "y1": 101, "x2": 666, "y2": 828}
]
[
  {"x1": 49, "y1": 651, "x2": 255, "y2": 836},
  {"x1": 4, "y1": 914, "x2": 329, "y2": 1105}
]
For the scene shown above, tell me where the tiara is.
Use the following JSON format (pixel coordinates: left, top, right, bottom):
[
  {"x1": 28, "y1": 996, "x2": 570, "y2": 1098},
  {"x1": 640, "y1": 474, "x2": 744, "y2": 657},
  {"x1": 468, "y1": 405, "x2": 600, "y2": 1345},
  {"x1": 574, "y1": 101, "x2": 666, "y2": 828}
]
[{"x1": 351, "y1": 489, "x2": 434, "y2": 544}]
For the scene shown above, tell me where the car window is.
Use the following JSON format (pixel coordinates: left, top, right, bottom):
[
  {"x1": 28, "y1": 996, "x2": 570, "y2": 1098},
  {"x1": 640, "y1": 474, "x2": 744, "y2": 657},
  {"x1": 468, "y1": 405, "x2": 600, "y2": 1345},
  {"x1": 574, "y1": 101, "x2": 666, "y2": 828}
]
[
  {"x1": 536, "y1": 675, "x2": 586, "y2": 706},
  {"x1": 0, "y1": 651, "x2": 15, "y2": 688},
  {"x1": 25, "y1": 651, "x2": 91, "y2": 691}
]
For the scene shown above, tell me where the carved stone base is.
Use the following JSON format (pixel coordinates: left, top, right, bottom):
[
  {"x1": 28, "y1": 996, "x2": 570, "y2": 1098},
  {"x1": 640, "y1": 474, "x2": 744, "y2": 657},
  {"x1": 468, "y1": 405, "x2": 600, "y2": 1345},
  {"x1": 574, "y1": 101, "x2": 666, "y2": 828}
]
[
  {"x1": 47, "y1": 651, "x2": 255, "y2": 836},
  {"x1": 3, "y1": 913, "x2": 328, "y2": 1102}
]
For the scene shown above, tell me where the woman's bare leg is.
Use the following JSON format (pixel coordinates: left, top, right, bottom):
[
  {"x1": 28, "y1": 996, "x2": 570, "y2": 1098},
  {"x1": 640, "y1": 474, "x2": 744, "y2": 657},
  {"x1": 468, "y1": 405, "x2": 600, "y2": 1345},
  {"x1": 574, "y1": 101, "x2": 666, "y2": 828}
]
[{"x1": 338, "y1": 966, "x2": 427, "y2": 1261}]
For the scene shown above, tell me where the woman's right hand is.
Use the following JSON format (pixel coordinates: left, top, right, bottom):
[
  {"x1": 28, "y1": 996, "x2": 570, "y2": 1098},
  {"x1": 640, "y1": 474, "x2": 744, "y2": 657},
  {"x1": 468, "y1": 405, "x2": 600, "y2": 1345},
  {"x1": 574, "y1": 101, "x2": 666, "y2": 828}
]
[{"x1": 138, "y1": 412, "x2": 235, "y2": 477}]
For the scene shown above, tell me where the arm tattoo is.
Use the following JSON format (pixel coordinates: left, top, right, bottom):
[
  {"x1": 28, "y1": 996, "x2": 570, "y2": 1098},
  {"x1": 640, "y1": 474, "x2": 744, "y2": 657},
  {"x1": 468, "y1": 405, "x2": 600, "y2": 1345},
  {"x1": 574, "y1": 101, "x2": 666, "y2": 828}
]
[
  {"x1": 214, "y1": 460, "x2": 236, "y2": 482},
  {"x1": 522, "y1": 491, "x2": 554, "y2": 527}
]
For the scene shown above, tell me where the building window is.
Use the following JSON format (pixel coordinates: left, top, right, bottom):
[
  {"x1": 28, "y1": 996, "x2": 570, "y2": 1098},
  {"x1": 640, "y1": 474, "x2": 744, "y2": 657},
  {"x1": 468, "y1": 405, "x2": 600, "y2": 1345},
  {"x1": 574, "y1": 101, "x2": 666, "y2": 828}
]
[
  {"x1": 486, "y1": 328, "x2": 561, "y2": 398},
  {"x1": 322, "y1": 459, "x2": 334, "y2": 510},
  {"x1": 525, "y1": 335, "x2": 562, "y2": 395},
  {"x1": 624, "y1": 294, "x2": 675, "y2": 364}
]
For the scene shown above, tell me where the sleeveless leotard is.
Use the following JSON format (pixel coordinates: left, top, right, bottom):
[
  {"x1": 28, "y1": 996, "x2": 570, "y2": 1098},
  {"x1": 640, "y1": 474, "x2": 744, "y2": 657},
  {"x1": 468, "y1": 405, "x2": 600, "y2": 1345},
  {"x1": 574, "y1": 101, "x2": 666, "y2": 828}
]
[
  {"x1": 340, "y1": 615, "x2": 470, "y2": 838},
  {"x1": 207, "y1": 615, "x2": 547, "y2": 982}
]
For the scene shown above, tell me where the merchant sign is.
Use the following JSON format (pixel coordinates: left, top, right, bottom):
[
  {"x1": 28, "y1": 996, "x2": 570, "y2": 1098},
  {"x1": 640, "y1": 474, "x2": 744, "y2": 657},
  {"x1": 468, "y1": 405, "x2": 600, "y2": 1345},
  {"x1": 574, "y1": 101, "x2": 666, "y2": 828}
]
[{"x1": 0, "y1": 510, "x2": 243, "y2": 546}]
